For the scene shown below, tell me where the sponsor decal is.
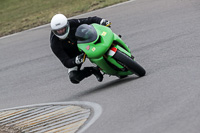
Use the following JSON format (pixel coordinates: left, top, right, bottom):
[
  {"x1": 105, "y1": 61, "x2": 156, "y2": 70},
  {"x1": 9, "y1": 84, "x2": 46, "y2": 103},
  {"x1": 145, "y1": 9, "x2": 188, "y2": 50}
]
[
  {"x1": 86, "y1": 45, "x2": 90, "y2": 50},
  {"x1": 101, "y1": 31, "x2": 107, "y2": 36},
  {"x1": 92, "y1": 47, "x2": 96, "y2": 52}
]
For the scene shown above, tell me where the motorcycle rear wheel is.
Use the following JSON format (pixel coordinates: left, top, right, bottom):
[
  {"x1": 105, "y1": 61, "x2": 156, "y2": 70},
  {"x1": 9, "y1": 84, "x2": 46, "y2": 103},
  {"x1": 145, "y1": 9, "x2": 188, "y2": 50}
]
[{"x1": 113, "y1": 50, "x2": 146, "y2": 77}]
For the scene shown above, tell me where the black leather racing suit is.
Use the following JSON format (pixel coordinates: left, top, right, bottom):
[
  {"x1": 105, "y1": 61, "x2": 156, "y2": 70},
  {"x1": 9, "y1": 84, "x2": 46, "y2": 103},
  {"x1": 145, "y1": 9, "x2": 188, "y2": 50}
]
[{"x1": 50, "y1": 16, "x2": 103, "y2": 83}]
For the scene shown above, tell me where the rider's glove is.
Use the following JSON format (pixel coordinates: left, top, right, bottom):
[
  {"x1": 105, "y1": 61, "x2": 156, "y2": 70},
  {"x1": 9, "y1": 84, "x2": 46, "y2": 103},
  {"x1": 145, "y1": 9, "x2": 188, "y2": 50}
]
[
  {"x1": 75, "y1": 53, "x2": 85, "y2": 65},
  {"x1": 100, "y1": 19, "x2": 111, "y2": 27}
]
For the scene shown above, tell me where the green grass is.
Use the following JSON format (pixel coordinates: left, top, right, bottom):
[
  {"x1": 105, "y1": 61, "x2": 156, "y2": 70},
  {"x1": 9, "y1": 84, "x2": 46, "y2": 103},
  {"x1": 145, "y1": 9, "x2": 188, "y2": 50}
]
[{"x1": 0, "y1": 0, "x2": 127, "y2": 37}]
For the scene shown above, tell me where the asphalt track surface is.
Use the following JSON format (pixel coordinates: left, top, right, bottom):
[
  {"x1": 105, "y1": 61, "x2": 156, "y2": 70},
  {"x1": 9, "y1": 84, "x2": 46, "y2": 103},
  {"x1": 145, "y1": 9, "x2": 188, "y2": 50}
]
[{"x1": 1, "y1": 0, "x2": 200, "y2": 132}]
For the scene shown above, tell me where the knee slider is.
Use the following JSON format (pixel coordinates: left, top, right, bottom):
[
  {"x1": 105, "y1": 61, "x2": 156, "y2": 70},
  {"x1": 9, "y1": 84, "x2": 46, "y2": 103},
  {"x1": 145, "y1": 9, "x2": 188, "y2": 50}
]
[{"x1": 69, "y1": 71, "x2": 80, "y2": 84}]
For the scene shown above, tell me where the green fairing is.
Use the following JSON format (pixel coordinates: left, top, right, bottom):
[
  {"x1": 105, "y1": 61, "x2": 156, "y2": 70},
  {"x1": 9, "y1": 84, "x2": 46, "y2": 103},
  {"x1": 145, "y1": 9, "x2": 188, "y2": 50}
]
[
  {"x1": 77, "y1": 24, "x2": 114, "y2": 59},
  {"x1": 90, "y1": 57, "x2": 117, "y2": 75},
  {"x1": 113, "y1": 33, "x2": 131, "y2": 53},
  {"x1": 77, "y1": 24, "x2": 134, "y2": 76}
]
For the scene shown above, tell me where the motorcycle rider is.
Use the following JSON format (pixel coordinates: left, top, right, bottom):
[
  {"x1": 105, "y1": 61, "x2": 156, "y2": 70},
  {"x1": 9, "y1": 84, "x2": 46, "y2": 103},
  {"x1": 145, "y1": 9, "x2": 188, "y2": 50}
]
[{"x1": 50, "y1": 14, "x2": 111, "y2": 84}]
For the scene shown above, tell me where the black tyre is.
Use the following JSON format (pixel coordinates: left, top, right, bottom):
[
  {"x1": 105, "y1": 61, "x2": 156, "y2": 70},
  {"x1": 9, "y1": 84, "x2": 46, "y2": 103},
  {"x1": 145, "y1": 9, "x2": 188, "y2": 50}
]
[{"x1": 113, "y1": 50, "x2": 146, "y2": 77}]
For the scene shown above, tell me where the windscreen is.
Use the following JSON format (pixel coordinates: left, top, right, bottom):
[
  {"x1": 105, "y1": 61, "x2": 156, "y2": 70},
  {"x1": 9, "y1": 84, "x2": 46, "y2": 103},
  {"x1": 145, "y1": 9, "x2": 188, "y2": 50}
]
[{"x1": 75, "y1": 24, "x2": 98, "y2": 43}]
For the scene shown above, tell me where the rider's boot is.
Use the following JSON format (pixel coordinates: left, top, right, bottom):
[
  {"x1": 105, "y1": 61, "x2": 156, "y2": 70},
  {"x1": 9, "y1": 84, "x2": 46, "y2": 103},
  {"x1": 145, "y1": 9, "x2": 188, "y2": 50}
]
[{"x1": 91, "y1": 67, "x2": 103, "y2": 82}]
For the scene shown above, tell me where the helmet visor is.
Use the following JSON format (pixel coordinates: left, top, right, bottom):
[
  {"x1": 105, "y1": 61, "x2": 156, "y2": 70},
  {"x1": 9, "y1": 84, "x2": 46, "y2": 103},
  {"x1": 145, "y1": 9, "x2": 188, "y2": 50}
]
[{"x1": 53, "y1": 26, "x2": 69, "y2": 36}]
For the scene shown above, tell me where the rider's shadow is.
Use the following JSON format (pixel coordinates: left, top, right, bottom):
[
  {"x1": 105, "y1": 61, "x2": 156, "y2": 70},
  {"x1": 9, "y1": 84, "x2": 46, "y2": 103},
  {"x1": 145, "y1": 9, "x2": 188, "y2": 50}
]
[{"x1": 65, "y1": 76, "x2": 139, "y2": 100}]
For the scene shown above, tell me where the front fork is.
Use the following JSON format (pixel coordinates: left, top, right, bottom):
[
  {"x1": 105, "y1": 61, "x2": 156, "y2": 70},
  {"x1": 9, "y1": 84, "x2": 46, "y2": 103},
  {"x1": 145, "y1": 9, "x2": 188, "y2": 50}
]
[{"x1": 83, "y1": 53, "x2": 87, "y2": 63}]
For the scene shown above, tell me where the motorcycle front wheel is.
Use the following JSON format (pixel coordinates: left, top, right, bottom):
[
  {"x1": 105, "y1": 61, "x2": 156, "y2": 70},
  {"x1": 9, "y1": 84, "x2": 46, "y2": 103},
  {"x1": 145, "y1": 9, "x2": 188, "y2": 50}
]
[{"x1": 113, "y1": 50, "x2": 146, "y2": 77}]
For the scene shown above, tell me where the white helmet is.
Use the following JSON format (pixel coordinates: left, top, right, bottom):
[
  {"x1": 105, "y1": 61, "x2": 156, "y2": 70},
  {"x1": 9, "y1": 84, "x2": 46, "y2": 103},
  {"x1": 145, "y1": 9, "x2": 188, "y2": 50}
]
[{"x1": 50, "y1": 14, "x2": 70, "y2": 39}]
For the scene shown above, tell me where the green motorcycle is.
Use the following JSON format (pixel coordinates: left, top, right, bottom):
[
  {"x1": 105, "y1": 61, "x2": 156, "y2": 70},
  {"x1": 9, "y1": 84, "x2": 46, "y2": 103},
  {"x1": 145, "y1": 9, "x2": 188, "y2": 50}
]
[{"x1": 75, "y1": 24, "x2": 146, "y2": 78}]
